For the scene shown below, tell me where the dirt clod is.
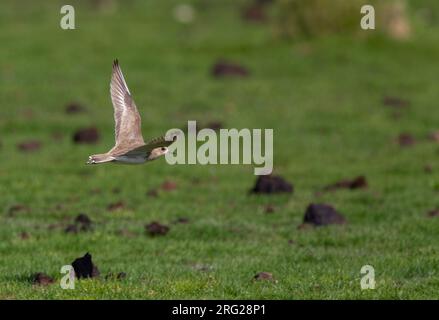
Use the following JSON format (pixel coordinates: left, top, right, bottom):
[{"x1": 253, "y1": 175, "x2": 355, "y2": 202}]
[
  {"x1": 20, "y1": 232, "x2": 30, "y2": 240},
  {"x1": 75, "y1": 213, "x2": 90, "y2": 224},
  {"x1": 146, "y1": 189, "x2": 159, "y2": 198},
  {"x1": 145, "y1": 222, "x2": 170, "y2": 236},
  {"x1": 65, "y1": 213, "x2": 93, "y2": 233},
  {"x1": 427, "y1": 209, "x2": 439, "y2": 217},
  {"x1": 397, "y1": 133, "x2": 415, "y2": 147},
  {"x1": 75, "y1": 213, "x2": 93, "y2": 231},
  {"x1": 251, "y1": 175, "x2": 293, "y2": 194},
  {"x1": 161, "y1": 180, "x2": 177, "y2": 191},
  {"x1": 174, "y1": 217, "x2": 189, "y2": 224},
  {"x1": 73, "y1": 127, "x2": 99, "y2": 144},
  {"x1": 322, "y1": 176, "x2": 368, "y2": 192},
  {"x1": 254, "y1": 272, "x2": 274, "y2": 281},
  {"x1": 65, "y1": 102, "x2": 87, "y2": 114},
  {"x1": 264, "y1": 204, "x2": 275, "y2": 214},
  {"x1": 107, "y1": 201, "x2": 125, "y2": 211},
  {"x1": 32, "y1": 272, "x2": 55, "y2": 286},
  {"x1": 64, "y1": 224, "x2": 78, "y2": 234},
  {"x1": 304, "y1": 203, "x2": 346, "y2": 226},
  {"x1": 212, "y1": 60, "x2": 249, "y2": 78},
  {"x1": 71, "y1": 252, "x2": 100, "y2": 279},
  {"x1": 202, "y1": 121, "x2": 223, "y2": 131}
]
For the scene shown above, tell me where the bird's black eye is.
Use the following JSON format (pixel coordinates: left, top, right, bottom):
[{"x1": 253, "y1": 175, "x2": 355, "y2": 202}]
[{"x1": 161, "y1": 147, "x2": 166, "y2": 151}]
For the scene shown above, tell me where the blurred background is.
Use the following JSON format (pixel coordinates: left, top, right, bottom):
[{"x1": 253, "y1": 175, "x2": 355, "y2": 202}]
[{"x1": 1, "y1": 0, "x2": 439, "y2": 299}]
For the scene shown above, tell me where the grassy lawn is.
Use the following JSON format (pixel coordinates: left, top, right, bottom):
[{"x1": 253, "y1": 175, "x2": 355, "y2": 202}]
[{"x1": 1, "y1": 0, "x2": 439, "y2": 299}]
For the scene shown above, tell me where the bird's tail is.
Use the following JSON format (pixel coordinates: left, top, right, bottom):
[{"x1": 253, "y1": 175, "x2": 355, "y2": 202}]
[{"x1": 87, "y1": 154, "x2": 114, "y2": 165}]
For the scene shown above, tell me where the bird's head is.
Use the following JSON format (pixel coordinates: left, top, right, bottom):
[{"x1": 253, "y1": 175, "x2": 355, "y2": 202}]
[{"x1": 149, "y1": 146, "x2": 169, "y2": 160}]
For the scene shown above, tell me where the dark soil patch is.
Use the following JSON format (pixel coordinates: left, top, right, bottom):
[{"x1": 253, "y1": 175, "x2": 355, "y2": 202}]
[
  {"x1": 73, "y1": 127, "x2": 99, "y2": 144},
  {"x1": 71, "y1": 253, "x2": 100, "y2": 279},
  {"x1": 251, "y1": 175, "x2": 293, "y2": 194},
  {"x1": 32, "y1": 272, "x2": 55, "y2": 286},
  {"x1": 264, "y1": 204, "x2": 275, "y2": 214},
  {"x1": 65, "y1": 213, "x2": 93, "y2": 233},
  {"x1": 19, "y1": 232, "x2": 30, "y2": 240},
  {"x1": 17, "y1": 140, "x2": 42, "y2": 152},
  {"x1": 64, "y1": 224, "x2": 79, "y2": 234},
  {"x1": 253, "y1": 272, "x2": 274, "y2": 281},
  {"x1": 303, "y1": 203, "x2": 346, "y2": 226},
  {"x1": 146, "y1": 189, "x2": 159, "y2": 198},
  {"x1": 211, "y1": 60, "x2": 249, "y2": 78},
  {"x1": 201, "y1": 121, "x2": 223, "y2": 131},
  {"x1": 65, "y1": 102, "x2": 87, "y2": 114},
  {"x1": 427, "y1": 209, "x2": 439, "y2": 217},
  {"x1": 397, "y1": 133, "x2": 416, "y2": 147},
  {"x1": 107, "y1": 201, "x2": 125, "y2": 211},
  {"x1": 161, "y1": 180, "x2": 177, "y2": 191},
  {"x1": 75, "y1": 213, "x2": 92, "y2": 226},
  {"x1": 173, "y1": 217, "x2": 189, "y2": 224},
  {"x1": 145, "y1": 222, "x2": 170, "y2": 236},
  {"x1": 322, "y1": 176, "x2": 368, "y2": 192}
]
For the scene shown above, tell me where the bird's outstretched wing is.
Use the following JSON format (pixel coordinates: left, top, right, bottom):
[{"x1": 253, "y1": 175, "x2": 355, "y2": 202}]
[
  {"x1": 121, "y1": 135, "x2": 178, "y2": 157},
  {"x1": 110, "y1": 59, "x2": 145, "y2": 148}
]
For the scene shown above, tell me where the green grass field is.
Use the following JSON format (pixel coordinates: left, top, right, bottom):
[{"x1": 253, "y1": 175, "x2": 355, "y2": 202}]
[{"x1": 1, "y1": 0, "x2": 439, "y2": 299}]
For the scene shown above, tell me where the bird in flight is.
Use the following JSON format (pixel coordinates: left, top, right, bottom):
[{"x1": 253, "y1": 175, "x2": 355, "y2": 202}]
[{"x1": 87, "y1": 60, "x2": 175, "y2": 165}]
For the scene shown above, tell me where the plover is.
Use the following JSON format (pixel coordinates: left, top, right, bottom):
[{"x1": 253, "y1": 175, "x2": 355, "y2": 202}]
[{"x1": 87, "y1": 60, "x2": 175, "y2": 165}]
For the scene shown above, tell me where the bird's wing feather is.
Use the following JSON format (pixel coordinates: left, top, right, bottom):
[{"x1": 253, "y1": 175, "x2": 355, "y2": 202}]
[
  {"x1": 120, "y1": 135, "x2": 176, "y2": 157},
  {"x1": 110, "y1": 59, "x2": 144, "y2": 148}
]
